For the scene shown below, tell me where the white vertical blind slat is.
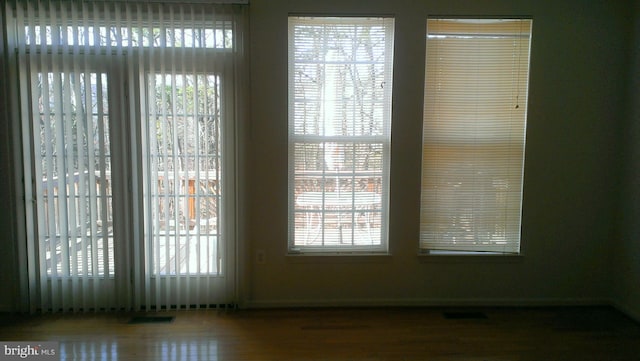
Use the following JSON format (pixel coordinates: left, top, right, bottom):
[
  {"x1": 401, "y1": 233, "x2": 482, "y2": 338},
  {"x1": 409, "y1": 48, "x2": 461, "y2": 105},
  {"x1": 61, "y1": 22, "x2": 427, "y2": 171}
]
[
  {"x1": 69, "y1": 3, "x2": 86, "y2": 311},
  {"x1": 168, "y1": 5, "x2": 178, "y2": 309},
  {"x1": 178, "y1": 5, "x2": 187, "y2": 308},
  {"x1": 40, "y1": 3, "x2": 55, "y2": 311},
  {"x1": 59, "y1": 3, "x2": 79, "y2": 311},
  {"x1": 97, "y1": 4, "x2": 112, "y2": 308},
  {"x1": 50, "y1": 3, "x2": 68, "y2": 310},
  {"x1": 86, "y1": 13, "x2": 101, "y2": 308},
  {"x1": 192, "y1": 29, "x2": 204, "y2": 305},
  {"x1": 145, "y1": 3, "x2": 162, "y2": 311},
  {"x1": 159, "y1": 14, "x2": 170, "y2": 310},
  {"x1": 192, "y1": 8, "x2": 203, "y2": 305},
  {"x1": 18, "y1": 1, "x2": 41, "y2": 314}
]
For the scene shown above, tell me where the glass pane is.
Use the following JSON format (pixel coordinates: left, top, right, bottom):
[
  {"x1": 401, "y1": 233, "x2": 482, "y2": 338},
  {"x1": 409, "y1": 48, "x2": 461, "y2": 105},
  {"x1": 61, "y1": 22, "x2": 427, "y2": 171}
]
[
  {"x1": 291, "y1": 21, "x2": 390, "y2": 137},
  {"x1": 292, "y1": 142, "x2": 383, "y2": 247},
  {"x1": 35, "y1": 72, "x2": 114, "y2": 277},
  {"x1": 25, "y1": 24, "x2": 233, "y2": 49},
  {"x1": 146, "y1": 73, "x2": 222, "y2": 275}
]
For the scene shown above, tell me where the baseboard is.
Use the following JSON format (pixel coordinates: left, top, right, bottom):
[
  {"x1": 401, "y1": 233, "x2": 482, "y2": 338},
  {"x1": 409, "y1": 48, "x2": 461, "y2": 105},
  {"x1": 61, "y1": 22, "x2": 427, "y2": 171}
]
[
  {"x1": 610, "y1": 299, "x2": 640, "y2": 323},
  {"x1": 244, "y1": 297, "x2": 611, "y2": 309}
]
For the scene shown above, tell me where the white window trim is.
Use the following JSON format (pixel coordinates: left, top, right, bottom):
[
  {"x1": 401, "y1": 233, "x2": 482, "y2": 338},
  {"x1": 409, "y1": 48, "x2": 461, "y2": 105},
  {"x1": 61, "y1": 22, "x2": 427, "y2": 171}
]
[{"x1": 287, "y1": 16, "x2": 394, "y2": 254}]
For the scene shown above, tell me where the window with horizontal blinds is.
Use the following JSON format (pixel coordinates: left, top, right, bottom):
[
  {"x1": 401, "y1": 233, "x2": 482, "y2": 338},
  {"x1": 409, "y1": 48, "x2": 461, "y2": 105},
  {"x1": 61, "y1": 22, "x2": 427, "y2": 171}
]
[
  {"x1": 288, "y1": 17, "x2": 394, "y2": 253},
  {"x1": 420, "y1": 18, "x2": 532, "y2": 254}
]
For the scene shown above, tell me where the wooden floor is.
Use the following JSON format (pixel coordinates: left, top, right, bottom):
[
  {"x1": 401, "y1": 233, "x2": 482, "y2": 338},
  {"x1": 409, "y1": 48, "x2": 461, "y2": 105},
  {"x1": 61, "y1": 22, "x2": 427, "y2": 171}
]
[{"x1": 1, "y1": 306, "x2": 639, "y2": 360}]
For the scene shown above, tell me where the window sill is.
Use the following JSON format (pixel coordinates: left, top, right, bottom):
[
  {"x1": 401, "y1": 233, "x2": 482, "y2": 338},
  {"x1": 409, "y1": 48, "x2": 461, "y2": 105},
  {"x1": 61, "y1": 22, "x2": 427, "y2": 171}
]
[
  {"x1": 286, "y1": 252, "x2": 392, "y2": 264},
  {"x1": 418, "y1": 251, "x2": 523, "y2": 263}
]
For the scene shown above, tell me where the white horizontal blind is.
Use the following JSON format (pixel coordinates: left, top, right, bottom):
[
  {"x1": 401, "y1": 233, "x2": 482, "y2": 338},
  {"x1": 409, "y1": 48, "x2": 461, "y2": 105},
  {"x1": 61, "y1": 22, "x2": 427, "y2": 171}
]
[
  {"x1": 420, "y1": 19, "x2": 532, "y2": 254},
  {"x1": 288, "y1": 17, "x2": 394, "y2": 252}
]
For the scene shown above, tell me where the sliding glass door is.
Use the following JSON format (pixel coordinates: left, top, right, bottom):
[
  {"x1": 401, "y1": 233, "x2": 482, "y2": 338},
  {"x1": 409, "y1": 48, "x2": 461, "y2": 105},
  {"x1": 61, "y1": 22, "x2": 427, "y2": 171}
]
[
  {"x1": 12, "y1": 1, "x2": 244, "y2": 312},
  {"x1": 26, "y1": 65, "x2": 116, "y2": 311},
  {"x1": 142, "y1": 70, "x2": 234, "y2": 308}
]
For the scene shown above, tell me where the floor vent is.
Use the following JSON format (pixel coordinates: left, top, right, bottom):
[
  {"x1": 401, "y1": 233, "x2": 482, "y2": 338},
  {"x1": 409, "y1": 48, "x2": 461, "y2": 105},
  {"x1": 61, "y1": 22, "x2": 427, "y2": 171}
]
[
  {"x1": 443, "y1": 311, "x2": 488, "y2": 319},
  {"x1": 301, "y1": 324, "x2": 371, "y2": 330},
  {"x1": 128, "y1": 316, "x2": 175, "y2": 324}
]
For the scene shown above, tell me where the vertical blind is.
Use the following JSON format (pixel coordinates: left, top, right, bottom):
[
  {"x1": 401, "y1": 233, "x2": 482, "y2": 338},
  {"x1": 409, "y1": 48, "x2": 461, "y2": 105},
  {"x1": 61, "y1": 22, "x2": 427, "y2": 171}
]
[
  {"x1": 137, "y1": 3, "x2": 243, "y2": 310},
  {"x1": 420, "y1": 19, "x2": 532, "y2": 254},
  {"x1": 14, "y1": 0, "x2": 118, "y2": 312},
  {"x1": 288, "y1": 17, "x2": 394, "y2": 252},
  {"x1": 10, "y1": 0, "x2": 246, "y2": 312}
]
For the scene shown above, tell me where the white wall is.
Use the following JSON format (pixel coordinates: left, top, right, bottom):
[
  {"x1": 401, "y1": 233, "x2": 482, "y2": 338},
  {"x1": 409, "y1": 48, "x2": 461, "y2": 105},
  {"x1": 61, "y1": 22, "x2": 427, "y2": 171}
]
[
  {"x1": 0, "y1": 0, "x2": 632, "y2": 312},
  {"x1": 613, "y1": 0, "x2": 640, "y2": 321},
  {"x1": 246, "y1": 0, "x2": 630, "y2": 307}
]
